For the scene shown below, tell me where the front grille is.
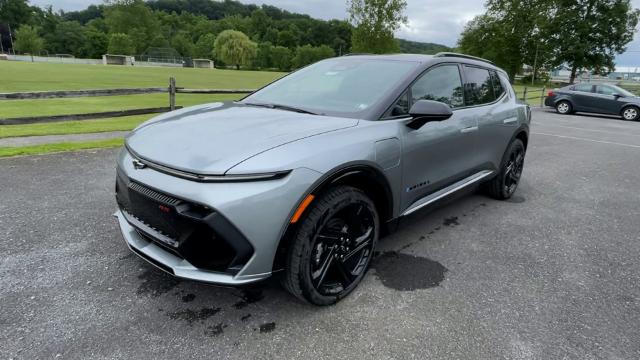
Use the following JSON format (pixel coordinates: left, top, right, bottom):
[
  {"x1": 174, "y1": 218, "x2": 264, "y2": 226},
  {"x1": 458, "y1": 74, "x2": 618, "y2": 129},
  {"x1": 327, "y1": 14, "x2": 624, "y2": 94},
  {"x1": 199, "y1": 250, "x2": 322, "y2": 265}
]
[
  {"x1": 129, "y1": 181, "x2": 180, "y2": 206},
  {"x1": 116, "y1": 168, "x2": 254, "y2": 273}
]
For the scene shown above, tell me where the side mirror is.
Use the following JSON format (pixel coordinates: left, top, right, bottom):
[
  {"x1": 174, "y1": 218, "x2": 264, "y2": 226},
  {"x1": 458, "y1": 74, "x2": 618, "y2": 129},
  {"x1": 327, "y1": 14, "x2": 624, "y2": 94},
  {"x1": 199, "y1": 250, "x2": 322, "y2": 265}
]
[
  {"x1": 613, "y1": 93, "x2": 624, "y2": 99},
  {"x1": 406, "y1": 100, "x2": 453, "y2": 130}
]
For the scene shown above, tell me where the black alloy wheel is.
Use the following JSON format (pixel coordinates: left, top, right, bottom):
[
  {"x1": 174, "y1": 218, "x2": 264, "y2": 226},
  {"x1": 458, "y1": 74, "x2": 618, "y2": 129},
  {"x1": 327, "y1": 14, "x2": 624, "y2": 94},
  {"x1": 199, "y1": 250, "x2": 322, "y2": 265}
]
[
  {"x1": 283, "y1": 186, "x2": 379, "y2": 305},
  {"x1": 503, "y1": 144, "x2": 525, "y2": 196},
  {"x1": 485, "y1": 138, "x2": 526, "y2": 200}
]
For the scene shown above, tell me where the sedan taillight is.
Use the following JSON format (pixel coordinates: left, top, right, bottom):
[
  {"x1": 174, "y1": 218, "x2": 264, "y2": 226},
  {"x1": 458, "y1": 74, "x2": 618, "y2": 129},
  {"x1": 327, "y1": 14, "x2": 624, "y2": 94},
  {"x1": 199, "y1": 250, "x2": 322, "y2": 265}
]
[{"x1": 547, "y1": 90, "x2": 555, "y2": 97}]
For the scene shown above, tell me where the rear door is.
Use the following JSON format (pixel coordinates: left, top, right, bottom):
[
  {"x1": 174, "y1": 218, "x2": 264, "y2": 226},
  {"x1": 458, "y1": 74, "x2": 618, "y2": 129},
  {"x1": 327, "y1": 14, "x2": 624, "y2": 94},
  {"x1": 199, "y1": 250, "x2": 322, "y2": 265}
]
[
  {"x1": 569, "y1": 83, "x2": 596, "y2": 111},
  {"x1": 473, "y1": 68, "x2": 521, "y2": 170}
]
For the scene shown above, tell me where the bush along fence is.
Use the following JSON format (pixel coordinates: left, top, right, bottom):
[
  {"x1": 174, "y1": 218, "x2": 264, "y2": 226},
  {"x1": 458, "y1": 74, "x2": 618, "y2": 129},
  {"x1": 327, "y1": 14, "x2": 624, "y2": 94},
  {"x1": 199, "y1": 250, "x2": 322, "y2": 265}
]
[
  {"x1": 514, "y1": 86, "x2": 548, "y2": 107},
  {"x1": 0, "y1": 77, "x2": 255, "y2": 126}
]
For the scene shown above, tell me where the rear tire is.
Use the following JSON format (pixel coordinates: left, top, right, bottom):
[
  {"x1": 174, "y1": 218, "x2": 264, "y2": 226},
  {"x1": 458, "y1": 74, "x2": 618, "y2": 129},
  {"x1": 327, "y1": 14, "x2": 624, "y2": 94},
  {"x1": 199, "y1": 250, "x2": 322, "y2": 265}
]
[
  {"x1": 485, "y1": 139, "x2": 526, "y2": 200},
  {"x1": 555, "y1": 100, "x2": 572, "y2": 115},
  {"x1": 282, "y1": 186, "x2": 379, "y2": 305},
  {"x1": 621, "y1": 106, "x2": 639, "y2": 121}
]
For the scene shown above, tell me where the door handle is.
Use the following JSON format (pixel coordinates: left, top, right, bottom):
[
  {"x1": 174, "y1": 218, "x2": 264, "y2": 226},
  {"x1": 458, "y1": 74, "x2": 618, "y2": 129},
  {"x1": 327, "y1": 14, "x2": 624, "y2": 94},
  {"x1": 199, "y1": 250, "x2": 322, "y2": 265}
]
[
  {"x1": 460, "y1": 126, "x2": 478, "y2": 133},
  {"x1": 503, "y1": 117, "x2": 518, "y2": 124}
]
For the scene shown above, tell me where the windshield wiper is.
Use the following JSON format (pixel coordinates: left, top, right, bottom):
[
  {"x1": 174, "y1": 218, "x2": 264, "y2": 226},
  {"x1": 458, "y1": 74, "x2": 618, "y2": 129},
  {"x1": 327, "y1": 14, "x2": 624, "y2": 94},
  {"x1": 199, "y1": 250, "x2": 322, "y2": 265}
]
[{"x1": 243, "y1": 102, "x2": 320, "y2": 115}]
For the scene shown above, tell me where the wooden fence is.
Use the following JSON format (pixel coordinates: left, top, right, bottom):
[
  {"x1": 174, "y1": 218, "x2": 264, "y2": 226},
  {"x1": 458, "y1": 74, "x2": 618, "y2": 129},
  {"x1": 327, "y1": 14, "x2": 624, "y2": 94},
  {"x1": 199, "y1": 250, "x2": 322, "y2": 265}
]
[
  {"x1": 0, "y1": 77, "x2": 255, "y2": 125},
  {"x1": 515, "y1": 86, "x2": 548, "y2": 107}
]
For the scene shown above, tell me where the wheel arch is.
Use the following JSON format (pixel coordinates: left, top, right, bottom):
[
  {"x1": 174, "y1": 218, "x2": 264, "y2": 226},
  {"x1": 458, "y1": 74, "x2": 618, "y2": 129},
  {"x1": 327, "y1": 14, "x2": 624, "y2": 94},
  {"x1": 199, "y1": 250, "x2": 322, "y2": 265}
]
[
  {"x1": 272, "y1": 163, "x2": 394, "y2": 271},
  {"x1": 515, "y1": 127, "x2": 529, "y2": 150},
  {"x1": 621, "y1": 104, "x2": 639, "y2": 118}
]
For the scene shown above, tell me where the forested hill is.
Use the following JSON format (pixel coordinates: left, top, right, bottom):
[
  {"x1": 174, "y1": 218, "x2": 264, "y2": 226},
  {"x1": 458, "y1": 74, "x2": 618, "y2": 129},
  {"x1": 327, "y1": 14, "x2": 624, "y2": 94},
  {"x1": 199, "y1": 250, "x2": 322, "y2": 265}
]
[
  {"x1": 397, "y1": 39, "x2": 452, "y2": 55},
  {"x1": 62, "y1": 0, "x2": 450, "y2": 55}
]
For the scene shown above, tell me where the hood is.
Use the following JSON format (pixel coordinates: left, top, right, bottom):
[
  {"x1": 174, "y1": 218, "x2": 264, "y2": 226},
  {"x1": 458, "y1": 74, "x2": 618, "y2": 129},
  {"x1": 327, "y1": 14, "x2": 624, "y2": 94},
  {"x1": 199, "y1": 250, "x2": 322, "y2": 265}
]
[{"x1": 126, "y1": 102, "x2": 359, "y2": 175}]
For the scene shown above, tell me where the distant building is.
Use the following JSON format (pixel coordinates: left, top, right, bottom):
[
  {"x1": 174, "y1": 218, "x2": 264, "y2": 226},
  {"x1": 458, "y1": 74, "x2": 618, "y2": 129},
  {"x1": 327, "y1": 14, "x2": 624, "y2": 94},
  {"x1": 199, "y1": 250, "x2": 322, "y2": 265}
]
[{"x1": 608, "y1": 67, "x2": 640, "y2": 81}]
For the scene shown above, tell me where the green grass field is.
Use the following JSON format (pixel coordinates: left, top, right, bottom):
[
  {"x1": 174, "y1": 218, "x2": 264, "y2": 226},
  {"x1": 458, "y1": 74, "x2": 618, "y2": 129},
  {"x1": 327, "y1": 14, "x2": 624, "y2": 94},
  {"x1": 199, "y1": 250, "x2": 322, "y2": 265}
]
[{"x1": 0, "y1": 61, "x2": 284, "y2": 156}]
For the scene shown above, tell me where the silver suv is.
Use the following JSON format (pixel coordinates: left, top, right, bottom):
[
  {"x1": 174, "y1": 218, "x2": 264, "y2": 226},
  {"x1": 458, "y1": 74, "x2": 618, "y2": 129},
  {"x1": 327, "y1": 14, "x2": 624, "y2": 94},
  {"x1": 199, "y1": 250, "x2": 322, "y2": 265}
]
[{"x1": 115, "y1": 53, "x2": 530, "y2": 305}]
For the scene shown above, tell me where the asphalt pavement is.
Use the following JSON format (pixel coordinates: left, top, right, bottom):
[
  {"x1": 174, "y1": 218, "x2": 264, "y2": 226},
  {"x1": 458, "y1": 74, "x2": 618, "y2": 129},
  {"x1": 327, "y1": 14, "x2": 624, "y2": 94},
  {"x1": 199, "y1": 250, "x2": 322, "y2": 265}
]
[{"x1": 1, "y1": 108, "x2": 639, "y2": 359}]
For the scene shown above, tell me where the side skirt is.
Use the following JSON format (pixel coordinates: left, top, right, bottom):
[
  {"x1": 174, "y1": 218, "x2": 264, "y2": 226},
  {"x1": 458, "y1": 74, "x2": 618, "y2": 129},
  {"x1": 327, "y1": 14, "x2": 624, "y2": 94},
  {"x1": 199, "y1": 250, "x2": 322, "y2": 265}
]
[{"x1": 401, "y1": 170, "x2": 494, "y2": 217}]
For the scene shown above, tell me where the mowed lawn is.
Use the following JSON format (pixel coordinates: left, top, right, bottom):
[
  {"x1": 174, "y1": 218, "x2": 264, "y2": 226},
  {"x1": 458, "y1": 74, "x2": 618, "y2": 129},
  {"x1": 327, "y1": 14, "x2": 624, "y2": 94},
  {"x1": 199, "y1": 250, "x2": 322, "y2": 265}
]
[{"x1": 0, "y1": 61, "x2": 285, "y2": 140}]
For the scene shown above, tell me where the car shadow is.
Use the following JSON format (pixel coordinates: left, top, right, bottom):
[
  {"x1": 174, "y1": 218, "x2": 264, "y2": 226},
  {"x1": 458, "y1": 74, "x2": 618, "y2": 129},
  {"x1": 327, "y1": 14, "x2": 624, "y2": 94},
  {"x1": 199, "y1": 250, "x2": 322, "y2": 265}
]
[{"x1": 540, "y1": 108, "x2": 629, "y2": 122}]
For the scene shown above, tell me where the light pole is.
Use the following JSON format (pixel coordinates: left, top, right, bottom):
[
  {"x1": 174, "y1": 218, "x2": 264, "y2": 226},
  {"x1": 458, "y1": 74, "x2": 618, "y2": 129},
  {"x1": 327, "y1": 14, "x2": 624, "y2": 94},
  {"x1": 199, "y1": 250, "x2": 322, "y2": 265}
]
[
  {"x1": 8, "y1": 24, "x2": 15, "y2": 54},
  {"x1": 532, "y1": 43, "x2": 539, "y2": 86}
]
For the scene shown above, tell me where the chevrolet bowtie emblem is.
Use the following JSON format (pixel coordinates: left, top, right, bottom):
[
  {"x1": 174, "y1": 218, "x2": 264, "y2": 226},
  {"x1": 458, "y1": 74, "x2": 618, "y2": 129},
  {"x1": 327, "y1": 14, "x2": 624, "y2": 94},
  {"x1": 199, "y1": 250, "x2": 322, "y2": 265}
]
[{"x1": 132, "y1": 159, "x2": 147, "y2": 169}]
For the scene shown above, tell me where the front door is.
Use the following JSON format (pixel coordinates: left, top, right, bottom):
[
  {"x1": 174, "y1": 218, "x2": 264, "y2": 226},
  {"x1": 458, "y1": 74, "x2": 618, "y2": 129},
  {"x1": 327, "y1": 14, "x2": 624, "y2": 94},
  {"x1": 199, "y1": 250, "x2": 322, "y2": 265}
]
[
  {"x1": 397, "y1": 64, "x2": 478, "y2": 211},
  {"x1": 594, "y1": 85, "x2": 624, "y2": 115}
]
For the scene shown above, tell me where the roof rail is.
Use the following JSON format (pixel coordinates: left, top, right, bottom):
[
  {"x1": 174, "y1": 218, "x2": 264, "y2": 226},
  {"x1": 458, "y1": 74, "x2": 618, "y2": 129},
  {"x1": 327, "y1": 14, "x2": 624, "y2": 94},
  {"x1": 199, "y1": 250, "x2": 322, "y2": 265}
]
[
  {"x1": 434, "y1": 52, "x2": 495, "y2": 65},
  {"x1": 342, "y1": 53, "x2": 372, "y2": 56}
]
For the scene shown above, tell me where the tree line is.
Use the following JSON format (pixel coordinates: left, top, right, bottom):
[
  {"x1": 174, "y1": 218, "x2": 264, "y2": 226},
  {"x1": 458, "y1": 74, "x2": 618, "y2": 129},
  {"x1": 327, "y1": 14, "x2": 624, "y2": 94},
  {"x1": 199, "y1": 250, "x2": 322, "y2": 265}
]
[
  {"x1": 458, "y1": 0, "x2": 640, "y2": 83},
  {"x1": 0, "y1": 0, "x2": 446, "y2": 70}
]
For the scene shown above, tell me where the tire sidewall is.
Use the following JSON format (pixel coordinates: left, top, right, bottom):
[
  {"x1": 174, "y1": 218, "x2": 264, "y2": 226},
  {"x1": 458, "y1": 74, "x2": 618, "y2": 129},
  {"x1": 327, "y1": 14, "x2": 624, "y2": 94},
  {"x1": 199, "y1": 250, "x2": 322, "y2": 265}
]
[
  {"x1": 292, "y1": 188, "x2": 379, "y2": 305},
  {"x1": 622, "y1": 106, "x2": 639, "y2": 121},
  {"x1": 497, "y1": 139, "x2": 525, "y2": 199},
  {"x1": 556, "y1": 100, "x2": 572, "y2": 114}
]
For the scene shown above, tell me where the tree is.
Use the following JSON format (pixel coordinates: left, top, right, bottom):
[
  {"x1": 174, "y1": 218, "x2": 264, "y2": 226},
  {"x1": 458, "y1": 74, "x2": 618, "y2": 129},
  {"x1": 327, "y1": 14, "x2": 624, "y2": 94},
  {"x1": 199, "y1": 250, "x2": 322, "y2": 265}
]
[
  {"x1": 347, "y1": 0, "x2": 407, "y2": 54},
  {"x1": 171, "y1": 31, "x2": 195, "y2": 57},
  {"x1": 81, "y1": 27, "x2": 109, "y2": 58},
  {"x1": 44, "y1": 21, "x2": 86, "y2": 56},
  {"x1": 194, "y1": 33, "x2": 216, "y2": 58},
  {"x1": 458, "y1": 0, "x2": 554, "y2": 81},
  {"x1": 254, "y1": 41, "x2": 273, "y2": 68},
  {"x1": 213, "y1": 29, "x2": 257, "y2": 69},
  {"x1": 104, "y1": 0, "x2": 160, "y2": 53},
  {"x1": 0, "y1": 0, "x2": 32, "y2": 29},
  {"x1": 547, "y1": 0, "x2": 640, "y2": 83},
  {"x1": 292, "y1": 44, "x2": 334, "y2": 68},
  {"x1": 13, "y1": 25, "x2": 43, "y2": 61},
  {"x1": 107, "y1": 32, "x2": 134, "y2": 55},
  {"x1": 270, "y1": 45, "x2": 291, "y2": 71}
]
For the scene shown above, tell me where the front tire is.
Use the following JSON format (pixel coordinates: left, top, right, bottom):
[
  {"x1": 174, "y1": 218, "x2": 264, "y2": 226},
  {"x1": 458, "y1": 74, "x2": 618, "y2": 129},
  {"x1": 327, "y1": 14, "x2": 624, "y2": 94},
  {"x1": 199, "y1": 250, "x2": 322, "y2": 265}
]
[
  {"x1": 555, "y1": 100, "x2": 572, "y2": 115},
  {"x1": 622, "y1": 106, "x2": 639, "y2": 121},
  {"x1": 485, "y1": 139, "x2": 526, "y2": 200},
  {"x1": 282, "y1": 186, "x2": 379, "y2": 305}
]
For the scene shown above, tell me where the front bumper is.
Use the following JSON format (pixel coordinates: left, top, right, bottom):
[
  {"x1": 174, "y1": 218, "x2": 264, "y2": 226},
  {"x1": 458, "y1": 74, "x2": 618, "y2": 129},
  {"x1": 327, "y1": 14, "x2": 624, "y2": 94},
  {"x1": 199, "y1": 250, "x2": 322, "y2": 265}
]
[
  {"x1": 115, "y1": 209, "x2": 268, "y2": 284},
  {"x1": 114, "y1": 148, "x2": 322, "y2": 285}
]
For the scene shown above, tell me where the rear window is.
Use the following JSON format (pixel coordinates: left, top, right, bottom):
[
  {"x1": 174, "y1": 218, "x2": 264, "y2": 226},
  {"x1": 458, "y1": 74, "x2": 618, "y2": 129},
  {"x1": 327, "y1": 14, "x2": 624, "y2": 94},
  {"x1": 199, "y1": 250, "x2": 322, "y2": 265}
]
[
  {"x1": 490, "y1": 70, "x2": 505, "y2": 99},
  {"x1": 463, "y1": 65, "x2": 495, "y2": 106},
  {"x1": 573, "y1": 84, "x2": 593, "y2": 93}
]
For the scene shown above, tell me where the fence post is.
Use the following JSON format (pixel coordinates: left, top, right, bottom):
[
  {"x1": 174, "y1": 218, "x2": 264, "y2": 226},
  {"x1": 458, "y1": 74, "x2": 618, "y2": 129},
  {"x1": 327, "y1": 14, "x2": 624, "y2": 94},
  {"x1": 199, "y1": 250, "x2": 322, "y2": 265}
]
[
  {"x1": 169, "y1": 77, "x2": 176, "y2": 111},
  {"x1": 522, "y1": 86, "x2": 528, "y2": 103},
  {"x1": 540, "y1": 87, "x2": 545, "y2": 107}
]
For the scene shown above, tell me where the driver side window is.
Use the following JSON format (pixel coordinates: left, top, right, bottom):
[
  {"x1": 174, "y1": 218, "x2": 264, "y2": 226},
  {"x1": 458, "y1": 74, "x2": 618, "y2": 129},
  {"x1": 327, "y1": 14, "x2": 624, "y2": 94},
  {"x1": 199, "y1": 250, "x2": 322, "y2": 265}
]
[
  {"x1": 384, "y1": 64, "x2": 464, "y2": 118},
  {"x1": 596, "y1": 86, "x2": 616, "y2": 95}
]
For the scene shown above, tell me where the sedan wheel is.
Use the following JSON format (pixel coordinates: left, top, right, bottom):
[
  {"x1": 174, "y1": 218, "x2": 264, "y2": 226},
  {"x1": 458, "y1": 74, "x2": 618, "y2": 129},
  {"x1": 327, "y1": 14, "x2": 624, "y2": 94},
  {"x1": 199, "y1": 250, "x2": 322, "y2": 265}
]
[
  {"x1": 556, "y1": 101, "x2": 572, "y2": 115},
  {"x1": 622, "y1": 107, "x2": 639, "y2": 121},
  {"x1": 282, "y1": 186, "x2": 378, "y2": 305}
]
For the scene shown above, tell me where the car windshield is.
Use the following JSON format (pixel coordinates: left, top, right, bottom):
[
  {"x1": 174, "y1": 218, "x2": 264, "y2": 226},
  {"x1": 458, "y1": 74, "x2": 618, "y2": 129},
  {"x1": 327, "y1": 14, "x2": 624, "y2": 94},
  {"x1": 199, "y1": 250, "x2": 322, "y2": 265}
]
[{"x1": 242, "y1": 58, "x2": 418, "y2": 116}]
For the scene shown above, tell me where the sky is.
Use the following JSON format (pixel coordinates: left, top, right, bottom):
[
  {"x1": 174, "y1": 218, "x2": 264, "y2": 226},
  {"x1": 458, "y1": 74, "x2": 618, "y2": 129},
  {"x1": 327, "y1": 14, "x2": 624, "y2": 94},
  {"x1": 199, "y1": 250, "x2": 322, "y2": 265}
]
[{"x1": 31, "y1": 0, "x2": 640, "y2": 66}]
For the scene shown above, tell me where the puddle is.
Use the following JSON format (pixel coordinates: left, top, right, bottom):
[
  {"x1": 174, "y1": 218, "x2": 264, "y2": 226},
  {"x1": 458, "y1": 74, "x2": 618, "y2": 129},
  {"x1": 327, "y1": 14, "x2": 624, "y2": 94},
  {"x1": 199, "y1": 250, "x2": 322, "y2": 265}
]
[
  {"x1": 506, "y1": 196, "x2": 526, "y2": 203},
  {"x1": 443, "y1": 216, "x2": 460, "y2": 226},
  {"x1": 259, "y1": 322, "x2": 276, "y2": 333},
  {"x1": 372, "y1": 252, "x2": 447, "y2": 291},
  {"x1": 167, "y1": 307, "x2": 221, "y2": 325},
  {"x1": 233, "y1": 289, "x2": 264, "y2": 309},
  {"x1": 182, "y1": 293, "x2": 196, "y2": 303},
  {"x1": 136, "y1": 269, "x2": 181, "y2": 297},
  {"x1": 205, "y1": 323, "x2": 227, "y2": 337}
]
